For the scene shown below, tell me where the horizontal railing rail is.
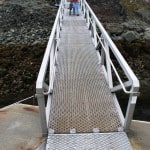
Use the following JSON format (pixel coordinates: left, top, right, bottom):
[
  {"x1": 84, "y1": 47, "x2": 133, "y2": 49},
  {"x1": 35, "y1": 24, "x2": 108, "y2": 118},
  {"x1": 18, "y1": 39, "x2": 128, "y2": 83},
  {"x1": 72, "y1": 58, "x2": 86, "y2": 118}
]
[{"x1": 81, "y1": 0, "x2": 140, "y2": 130}]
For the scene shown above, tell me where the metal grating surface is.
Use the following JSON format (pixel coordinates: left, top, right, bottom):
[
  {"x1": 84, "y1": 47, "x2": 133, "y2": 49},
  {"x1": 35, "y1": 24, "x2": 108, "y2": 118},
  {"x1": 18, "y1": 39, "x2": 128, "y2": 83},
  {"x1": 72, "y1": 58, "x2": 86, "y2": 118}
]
[
  {"x1": 63, "y1": 20, "x2": 86, "y2": 26},
  {"x1": 62, "y1": 20, "x2": 90, "y2": 34},
  {"x1": 46, "y1": 132, "x2": 132, "y2": 150},
  {"x1": 61, "y1": 26, "x2": 89, "y2": 34},
  {"x1": 60, "y1": 34, "x2": 92, "y2": 44},
  {"x1": 48, "y1": 9, "x2": 122, "y2": 133}
]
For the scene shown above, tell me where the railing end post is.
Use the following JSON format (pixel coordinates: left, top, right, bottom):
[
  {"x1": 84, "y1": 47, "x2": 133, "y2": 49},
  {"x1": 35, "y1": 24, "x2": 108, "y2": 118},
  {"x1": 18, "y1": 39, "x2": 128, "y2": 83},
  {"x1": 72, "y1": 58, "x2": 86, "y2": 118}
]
[
  {"x1": 124, "y1": 95, "x2": 137, "y2": 131},
  {"x1": 36, "y1": 92, "x2": 48, "y2": 137}
]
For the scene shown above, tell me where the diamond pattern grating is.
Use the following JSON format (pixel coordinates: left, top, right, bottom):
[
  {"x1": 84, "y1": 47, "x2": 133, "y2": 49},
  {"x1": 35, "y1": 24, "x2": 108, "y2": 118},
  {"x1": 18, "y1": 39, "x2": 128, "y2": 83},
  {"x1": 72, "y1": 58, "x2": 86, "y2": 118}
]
[{"x1": 46, "y1": 132, "x2": 132, "y2": 150}]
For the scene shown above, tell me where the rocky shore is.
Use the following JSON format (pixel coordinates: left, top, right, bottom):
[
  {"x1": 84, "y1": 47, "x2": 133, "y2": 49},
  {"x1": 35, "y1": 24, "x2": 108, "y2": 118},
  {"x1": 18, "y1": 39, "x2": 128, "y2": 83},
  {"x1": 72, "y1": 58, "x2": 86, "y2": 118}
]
[
  {"x1": 0, "y1": 0, "x2": 57, "y2": 105},
  {"x1": 88, "y1": 0, "x2": 150, "y2": 120},
  {"x1": 0, "y1": 0, "x2": 150, "y2": 120}
]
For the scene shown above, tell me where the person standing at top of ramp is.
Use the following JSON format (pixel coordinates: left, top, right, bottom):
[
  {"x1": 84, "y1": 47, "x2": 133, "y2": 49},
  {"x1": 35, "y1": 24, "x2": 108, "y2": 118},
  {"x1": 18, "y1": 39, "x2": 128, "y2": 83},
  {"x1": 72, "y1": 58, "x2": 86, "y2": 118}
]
[
  {"x1": 69, "y1": 0, "x2": 75, "y2": 15},
  {"x1": 72, "y1": 0, "x2": 79, "y2": 16}
]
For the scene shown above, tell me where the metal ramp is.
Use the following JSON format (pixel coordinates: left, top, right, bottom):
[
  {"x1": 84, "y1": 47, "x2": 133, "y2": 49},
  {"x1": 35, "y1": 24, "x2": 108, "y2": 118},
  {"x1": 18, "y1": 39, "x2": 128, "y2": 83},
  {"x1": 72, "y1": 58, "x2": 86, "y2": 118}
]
[
  {"x1": 46, "y1": 6, "x2": 131, "y2": 150},
  {"x1": 49, "y1": 10, "x2": 122, "y2": 133},
  {"x1": 36, "y1": 0, "x2": 140, "y2": 149}
]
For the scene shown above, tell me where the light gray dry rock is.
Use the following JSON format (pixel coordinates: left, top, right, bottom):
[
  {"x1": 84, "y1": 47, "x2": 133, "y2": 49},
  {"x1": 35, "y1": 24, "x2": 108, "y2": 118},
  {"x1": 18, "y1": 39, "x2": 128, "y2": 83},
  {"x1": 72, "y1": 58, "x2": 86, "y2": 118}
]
[
  {"x1": 143, "y1": 28, "x2": 150, "y2": 40},
  {"x1": 122, "y1": 31, "x2": 140, "y2": 42},
  {"x1": 104, "y1": 23, "x2": 124, "y2": 35},
  {"x1": 136, "y1": 8, "x2": 150, "y2": 23}
]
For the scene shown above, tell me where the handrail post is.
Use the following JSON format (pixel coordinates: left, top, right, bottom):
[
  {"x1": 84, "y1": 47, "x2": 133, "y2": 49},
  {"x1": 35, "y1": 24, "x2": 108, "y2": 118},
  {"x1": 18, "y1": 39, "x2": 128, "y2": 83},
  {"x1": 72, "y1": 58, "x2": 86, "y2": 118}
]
[
  {"x1": 104, "y1": 39, "x2": 113, "y2": 88},
  {"x1": 50, "y1": 41, "x2": 55, "y2": 92},
  {"x1": 92, "y1": 19, "x2": 97, "y2": 47},
  {"x1": 36, "y1": 92, "x2": 48, "y2": 136},
  {"x1": 83, "y1": 2, "x2": 86, "y2": 17},
  {"x1": 82, "y1": 0, "x2": 140, "y2": 132},
  {"x1": 124, "y1": 94, "x2": 137, "y2": 131},
  {"x1": 101, "y1": 35, "x2": 105, "y2": 66},
  {"x1": 56, "y1": 24, "x2": 60, "y2": 40},
  {"x1": 86, "y1": 9, "x2": 90, "y2": 28},
  {"x1": 80, "y1": 0, "x2": 83, "y2": 11}
]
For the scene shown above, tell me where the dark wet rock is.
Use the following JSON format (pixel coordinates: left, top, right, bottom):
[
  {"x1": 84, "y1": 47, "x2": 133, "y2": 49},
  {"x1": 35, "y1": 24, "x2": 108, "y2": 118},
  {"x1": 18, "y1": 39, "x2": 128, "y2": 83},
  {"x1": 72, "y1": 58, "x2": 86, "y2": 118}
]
[
  {"x1": 0, "y1": 68, "x2": 7, "y2": 77},
  {"x1": 125, "y1": 42, "x2": 142, "y2": 57},
  {"x1": 142, "y1": 41, "x2": 150, "y2": 53},
  {"x1": 87, "y1": 0, "x2": 126, "y2": 23},
  {"x1": 0, "y1": 44, "x2": 46, "y2": 105},
  {"x1": 139, "y1": 78, "x2": 150, "y2": 102}
]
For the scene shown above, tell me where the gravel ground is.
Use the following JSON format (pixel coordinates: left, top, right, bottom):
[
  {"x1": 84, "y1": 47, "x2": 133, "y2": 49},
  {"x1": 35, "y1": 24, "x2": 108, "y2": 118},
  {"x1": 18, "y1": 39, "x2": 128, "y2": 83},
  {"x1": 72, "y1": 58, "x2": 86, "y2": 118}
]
[{"x1": 0, "y1": 0, "x2": 57, "y2": 45}]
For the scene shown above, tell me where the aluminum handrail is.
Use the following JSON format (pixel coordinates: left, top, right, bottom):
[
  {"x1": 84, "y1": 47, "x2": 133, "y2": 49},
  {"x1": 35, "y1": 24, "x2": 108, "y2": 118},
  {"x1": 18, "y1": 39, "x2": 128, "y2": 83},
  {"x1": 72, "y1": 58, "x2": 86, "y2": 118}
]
[
  {"x1": 96, "y1": 33, "x2": 139, "y2": 95},
  {"x1": 81, "y1": 0, "x2": 140, "y2": 130},
  {"x1": 83, "y1": 0, "x2": 140, "y2": 91},
  {"x1": 43, "y1": 38, "x2": 59, "y2": 95},
  {"x1": 87, "y1": 16, "x2": 138, "y2": 94},
  {"x1": 35, "y1": 1, "x2": 63, "y2": 136},
  {"x1": 36, "y1": 2, "x2": 63, "y2": 94}
]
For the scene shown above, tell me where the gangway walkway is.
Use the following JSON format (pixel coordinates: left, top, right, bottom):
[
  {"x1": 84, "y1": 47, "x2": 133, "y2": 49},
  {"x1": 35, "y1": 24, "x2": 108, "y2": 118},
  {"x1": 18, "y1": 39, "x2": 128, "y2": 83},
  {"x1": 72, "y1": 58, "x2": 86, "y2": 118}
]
[
  {"x1": 49, "y1": 10, "x2": 122, "y2": 133},
  {"x1": 36, "y1": 0, "x2": 140, "y2": 149}
]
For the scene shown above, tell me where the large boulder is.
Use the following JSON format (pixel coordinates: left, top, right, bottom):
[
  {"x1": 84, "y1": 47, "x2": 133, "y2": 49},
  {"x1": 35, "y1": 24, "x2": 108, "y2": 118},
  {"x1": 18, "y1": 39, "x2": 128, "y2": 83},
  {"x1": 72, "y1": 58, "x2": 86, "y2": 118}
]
[
  {"x1": 122, "y1": 31, "x2": 140, "y2": 42},
  {"x1": 104, "y1": 23, "x2": 124, "y2": 35},
  {"x1": 122, "y1": 20, "x2": 147, "y2": 33},
  {"x1": 136, "y1": 8, "x2": 150, "y2": 23}
]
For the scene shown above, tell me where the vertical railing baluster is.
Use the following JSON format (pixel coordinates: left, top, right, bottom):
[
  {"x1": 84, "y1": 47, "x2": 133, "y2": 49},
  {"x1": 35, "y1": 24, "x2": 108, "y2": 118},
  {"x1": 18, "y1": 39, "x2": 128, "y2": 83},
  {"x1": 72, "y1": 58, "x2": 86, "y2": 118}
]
[
  {"x1": 56, "y1": 24, "x2": 59, "y2": 40},
  {"x1": 60, "y1": 13, "x2": 62, "y2": 31},
  {"x1": 90, "y1": 15, "x2": 93, "y2": 36},
  {"x1": 50, "y1": 41, "x2": 55, "y2": 92},
  {"x1": 101, "y1": 35, "x2": 105, "y2": 66},
  {"x1": 104, "y1": 39, "x2": 113, "y2": 88},
  {"x1": 92, "y1": 19, "x2": 97, "y2": 47},
  {"x1": 83, "y1": 3, "x2": 86, "y2": 17},
  {"x1": 86, "y1": 9, "x2": 90, "y2": 28},
  {"x1": 124, "y1": 93, "x2": 138, "y2": 131},
  {"x1": 80, "y1": 0, "x2": 83, "y2": 11}
]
